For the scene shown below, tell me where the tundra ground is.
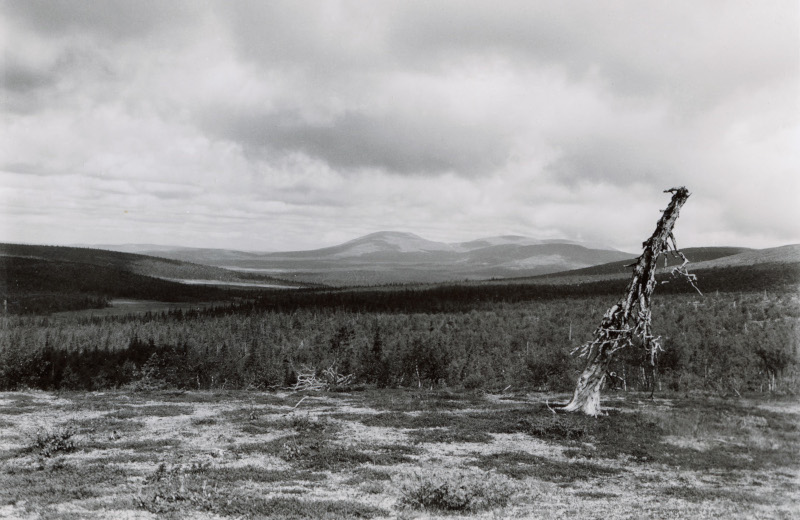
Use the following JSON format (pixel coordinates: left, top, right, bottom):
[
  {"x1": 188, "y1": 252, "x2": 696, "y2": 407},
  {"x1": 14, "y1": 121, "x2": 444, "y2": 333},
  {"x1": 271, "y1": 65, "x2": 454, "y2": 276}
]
[{"x1": 0, "y1": 389, "x2": 797, "y2": 519}]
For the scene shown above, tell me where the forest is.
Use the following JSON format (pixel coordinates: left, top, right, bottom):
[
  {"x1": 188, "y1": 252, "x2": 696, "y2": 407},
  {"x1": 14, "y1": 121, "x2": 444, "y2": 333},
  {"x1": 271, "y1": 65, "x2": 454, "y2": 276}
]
[{"x1": 0, "y1": 271, "x2": 797, "y2": 396}]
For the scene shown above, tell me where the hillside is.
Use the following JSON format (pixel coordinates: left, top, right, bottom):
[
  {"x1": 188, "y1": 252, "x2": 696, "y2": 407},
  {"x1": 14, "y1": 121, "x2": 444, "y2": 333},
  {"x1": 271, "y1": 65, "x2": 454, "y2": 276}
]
[
  {"x1": 495, "y1": 245, "x2": 800, "y2": 290},
  {"x1": 0, "y1": 243, "x2": 303, "y2": 286},
  {"x1": 0, "y1": 243, "x2": 307, "y2": 314},
  {"x1": 535, "y1": 247, "x2": 754, "y2": 279}
]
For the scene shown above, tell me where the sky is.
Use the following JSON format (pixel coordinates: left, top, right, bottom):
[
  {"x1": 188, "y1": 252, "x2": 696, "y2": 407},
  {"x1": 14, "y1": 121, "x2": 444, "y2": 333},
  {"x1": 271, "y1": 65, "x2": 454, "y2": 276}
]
[{"x1": 1, "y1": 0, "x2": 798, "y2": 253}]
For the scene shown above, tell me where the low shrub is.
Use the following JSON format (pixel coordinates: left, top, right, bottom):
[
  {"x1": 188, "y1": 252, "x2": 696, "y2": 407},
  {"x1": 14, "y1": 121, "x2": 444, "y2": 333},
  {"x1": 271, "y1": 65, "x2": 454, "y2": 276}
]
[
  {"x1": 398, "y1": 468, "x2": 515, "y2": 513},
  {"x1": 28, "y1": 423, "x2": 77, "y2": 458}
]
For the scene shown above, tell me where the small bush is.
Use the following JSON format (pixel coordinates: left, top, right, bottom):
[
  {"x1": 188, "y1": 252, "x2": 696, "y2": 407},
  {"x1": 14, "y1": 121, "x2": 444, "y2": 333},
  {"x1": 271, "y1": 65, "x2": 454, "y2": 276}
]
[
  {"x1": 398, "y1": 468, "x2": 515, "y2": 513},
  {"x1": 28, "y1": 423, "x2": 77, "y2": 458},
  {"x1": 137, "y1": 462, "x2": 221, "y2": 514}
]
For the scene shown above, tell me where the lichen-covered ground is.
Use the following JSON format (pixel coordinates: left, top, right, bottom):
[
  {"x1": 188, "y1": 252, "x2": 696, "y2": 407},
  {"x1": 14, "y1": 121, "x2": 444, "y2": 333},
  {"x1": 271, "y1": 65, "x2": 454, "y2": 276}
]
[{"x1": 1, "y1": 389, "x2": 797, "y2": 519}]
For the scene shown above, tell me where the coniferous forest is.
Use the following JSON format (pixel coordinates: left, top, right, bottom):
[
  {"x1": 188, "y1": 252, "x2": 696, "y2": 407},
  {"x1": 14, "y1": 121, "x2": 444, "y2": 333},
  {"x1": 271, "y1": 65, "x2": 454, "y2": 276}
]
[{"x1": 1, "y1": 262, "x2": 798, "y2": 396}]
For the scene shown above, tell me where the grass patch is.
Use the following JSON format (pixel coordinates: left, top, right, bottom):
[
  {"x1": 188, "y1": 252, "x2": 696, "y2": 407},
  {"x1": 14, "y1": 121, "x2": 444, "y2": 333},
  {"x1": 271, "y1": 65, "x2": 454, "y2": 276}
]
[
  {"x1": 188, "y1": 464, "x2": 326, "y2": 484},
  {"x1": 58, "y1": 394, "x2": 131, "y2": 412},
  {"x1": 234, "y1": 440, "x2": 286, "y2": 456},
  {"x1": 86, "y1": 451, "x2": 165, "y2": 464},
  {"x1": 357, "y1": 388, "x2": 487, "y2": 412},
  {"x1": 246, "y1": 497, "x2": 388, "y2": 518},
  {"x1": 283, "y1": 440, "x2": 416, "y2": 470},
  {"x1": 4, "y1": 394, "x2": 49, "y2": 408},
  {"x1": 240, "y1": 423, "x2": 270, "y2": 435},
  {"x1": 106, "y1": 404, "x2": 194, "y2": 419},
  {"x1": 84, "y1": 438, "x2": 182, "y2": 453},
  {"x1": 336, "y1": 406, "x2": 592, "y2": 444},
  {"x1": 409, "y1": 427, "x2": 493, "y2": 444},
  {"x1": 137, "y1": 463, "x2": 385, "y2": 518},
  {"x1": 1, "y1": 406, "x2": 40, "y2": 415},
  {"x1": 398, "y1": 468, "x2": 516, "y2": 513},
  {"x1": 540, "y1": 401, "x2": 800, "y2": 473},
  {"x1": 117, "y1": 438, "x2": 182, "y2": 450},
  {"x1": 0, "y1": 448, "x2": 26, "y2": 462},
  {"x1": 234, "y1": 415, "x2": 370, "y2": 470},
  {"x1": 344, "y1": 468, "x2": 393, "y2": 485},
  {"x1": 516, "y1": 412, "x2": 594, "y2": 441},
  {"x1": 473, "y1": 451, "x2": 621, "y2": 482},
  {"x1": 662, "y1": 485, "x2": 777, "y2": 505},
  {"x1": 252, "y1": 414, "x2": 420, "y2": 470},
  {"x1": 574, "y1": 491, "x2": 621, "y2": 499},
  {"x1": 220, "y1": 406, "x2": 289, "y2": 427},
  {"x1": 236, "y1": 411, "x2": 328, "y2": 434},
  {"x1": 72, "y1": 416, "x2": 145, "y2": 435},
  {"x1": 189, "y1": 416, "x2": 217, "y2": 426},
  {"x1": 0, "y1": 462, "x2": 129, "y2": 506}
]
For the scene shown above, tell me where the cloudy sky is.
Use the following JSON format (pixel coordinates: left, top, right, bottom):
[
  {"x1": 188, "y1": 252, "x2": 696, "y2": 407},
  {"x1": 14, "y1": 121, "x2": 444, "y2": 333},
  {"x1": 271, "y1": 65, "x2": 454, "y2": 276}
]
[{"x1": 1, "y1": 1, "x2": 798, "y2": 253}]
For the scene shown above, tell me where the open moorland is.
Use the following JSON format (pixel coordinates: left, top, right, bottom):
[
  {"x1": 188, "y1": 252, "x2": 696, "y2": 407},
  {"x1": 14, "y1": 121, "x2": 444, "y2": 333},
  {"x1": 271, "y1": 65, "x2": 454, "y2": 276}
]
[
  {"x1": 1, "y1": 389, "x2": 798, "y2": 519},
  {"x1": 1, "y1": 242, "x2": 798, "y2": 518}
]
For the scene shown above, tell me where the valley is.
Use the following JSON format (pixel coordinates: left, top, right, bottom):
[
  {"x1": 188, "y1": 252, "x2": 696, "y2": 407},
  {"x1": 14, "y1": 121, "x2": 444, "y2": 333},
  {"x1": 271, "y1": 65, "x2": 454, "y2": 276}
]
[{"x1": 0, "y1": 236, "x2": 798, "y2": 519}]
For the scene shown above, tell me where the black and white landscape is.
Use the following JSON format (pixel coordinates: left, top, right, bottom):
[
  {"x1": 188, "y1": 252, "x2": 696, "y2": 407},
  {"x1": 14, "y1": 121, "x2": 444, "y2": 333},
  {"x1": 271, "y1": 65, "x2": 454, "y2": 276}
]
[{"x1": 1, "y1": 2, "x2": 798, "y2": 519}]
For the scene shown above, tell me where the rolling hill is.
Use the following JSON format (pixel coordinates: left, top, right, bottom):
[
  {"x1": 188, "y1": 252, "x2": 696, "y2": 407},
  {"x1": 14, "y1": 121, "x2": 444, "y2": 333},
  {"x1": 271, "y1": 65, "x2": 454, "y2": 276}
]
[
  {"x1": 97, "y1": 231, "x2": 637, "y2": 286},
  {"x1": 499, "y1": 244, "x2": 800, "y2": 290},
  {"x1": 0, "y1": 243, "x2": 309, "y2": 314}
]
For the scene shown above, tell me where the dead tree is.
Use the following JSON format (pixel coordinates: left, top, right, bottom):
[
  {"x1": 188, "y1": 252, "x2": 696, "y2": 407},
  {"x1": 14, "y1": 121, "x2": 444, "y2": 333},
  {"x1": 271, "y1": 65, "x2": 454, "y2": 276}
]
[{"x1": 563, "y1": 187, "x2": 698, "y2": 415}]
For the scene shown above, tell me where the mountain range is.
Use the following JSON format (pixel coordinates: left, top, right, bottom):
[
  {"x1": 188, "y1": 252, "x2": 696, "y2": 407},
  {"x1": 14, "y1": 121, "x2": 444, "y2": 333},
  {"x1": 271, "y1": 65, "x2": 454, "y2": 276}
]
[
  {"x1": 86, "y1": 231, "x2": 800, "y2": 287},
  {"x1": 95, "y1": 231, "x2": 637, "y2": 285}
]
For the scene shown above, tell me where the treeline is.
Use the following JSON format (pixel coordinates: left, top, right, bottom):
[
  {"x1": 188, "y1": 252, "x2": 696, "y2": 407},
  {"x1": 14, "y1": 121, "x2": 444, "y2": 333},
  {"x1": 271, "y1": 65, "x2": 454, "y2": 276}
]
[
  {"x1": 145, "y1": 262, "x2": 794, "y2": 318},
  {"x1": 1, "y1": 290, "x2": 797, "y2": 395}
]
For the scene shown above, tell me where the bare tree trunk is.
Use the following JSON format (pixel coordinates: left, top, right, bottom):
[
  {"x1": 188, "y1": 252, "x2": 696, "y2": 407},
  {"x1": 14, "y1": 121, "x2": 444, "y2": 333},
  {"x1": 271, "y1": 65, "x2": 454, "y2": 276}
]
[{"x1": 563, "y1": 187, "x2": 693, "y2": 415}]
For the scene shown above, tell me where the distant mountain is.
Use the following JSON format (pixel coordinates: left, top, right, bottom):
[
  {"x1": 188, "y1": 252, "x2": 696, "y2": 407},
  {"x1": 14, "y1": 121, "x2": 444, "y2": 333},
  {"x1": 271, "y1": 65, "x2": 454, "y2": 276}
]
[
  {"x1": 267, "y1": 231, "x2": 458, "y2": 259},
  {"x1": 86, "y1": 233, "x2": 798, "y2": 287},
  {"x1": 91, "y1": 231, "x2": 634, "y2": 286}
]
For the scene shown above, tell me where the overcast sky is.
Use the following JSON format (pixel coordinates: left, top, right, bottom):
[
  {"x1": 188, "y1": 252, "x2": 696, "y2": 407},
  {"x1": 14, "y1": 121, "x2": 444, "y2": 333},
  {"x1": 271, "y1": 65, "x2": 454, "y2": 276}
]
[{"x1": 1, "y1": 1, "x2": 798, "y2": 253}]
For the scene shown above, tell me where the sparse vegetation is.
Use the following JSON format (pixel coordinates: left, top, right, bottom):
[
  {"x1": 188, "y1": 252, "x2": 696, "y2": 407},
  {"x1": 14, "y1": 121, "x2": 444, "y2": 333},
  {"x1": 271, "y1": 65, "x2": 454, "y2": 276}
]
[
  {"x1": 27, "y1": 422, "x2": 77, "y2": 459},
  {"x1": 473, "y1": 451, "x2": 621, "y2": 482},
  {"x1": 398, "y1": 468, "x2": 517, "y2": 513},
  {"x1": 0, "y1": 390, "x2": 796, "y2": 519}
]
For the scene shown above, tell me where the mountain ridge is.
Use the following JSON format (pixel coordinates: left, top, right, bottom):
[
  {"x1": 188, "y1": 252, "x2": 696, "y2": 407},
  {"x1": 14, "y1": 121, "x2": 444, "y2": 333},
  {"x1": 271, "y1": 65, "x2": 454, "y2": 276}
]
[
  {"x1": 89, "y1": 231, "x2": 630, "y2": 260},
  {"x1": 78, "y1": 231, "x2": 791, "y2": 286}
]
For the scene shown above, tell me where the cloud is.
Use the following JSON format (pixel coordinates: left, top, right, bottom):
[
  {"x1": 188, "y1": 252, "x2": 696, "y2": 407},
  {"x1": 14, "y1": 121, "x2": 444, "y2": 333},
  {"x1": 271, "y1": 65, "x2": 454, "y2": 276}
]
[
  {"x1": 388, "y1": 1, "x2": 798, "y2": 109},
  {"x1": 0, "y1": 1, "x2": 797, "y2": 251},
  {"x1": 202, "y1": 107, "x2": 512, "y2": 176},
  {"x1": 2, "y1": 0, "x2": 193, "y2": 41}
]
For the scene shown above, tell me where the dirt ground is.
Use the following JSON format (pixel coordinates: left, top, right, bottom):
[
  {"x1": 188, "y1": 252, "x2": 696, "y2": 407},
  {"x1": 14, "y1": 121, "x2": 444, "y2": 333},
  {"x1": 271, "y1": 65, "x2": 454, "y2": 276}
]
[{"x1": 1, "y1": 389, "x2": 797, "y2": 519}]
